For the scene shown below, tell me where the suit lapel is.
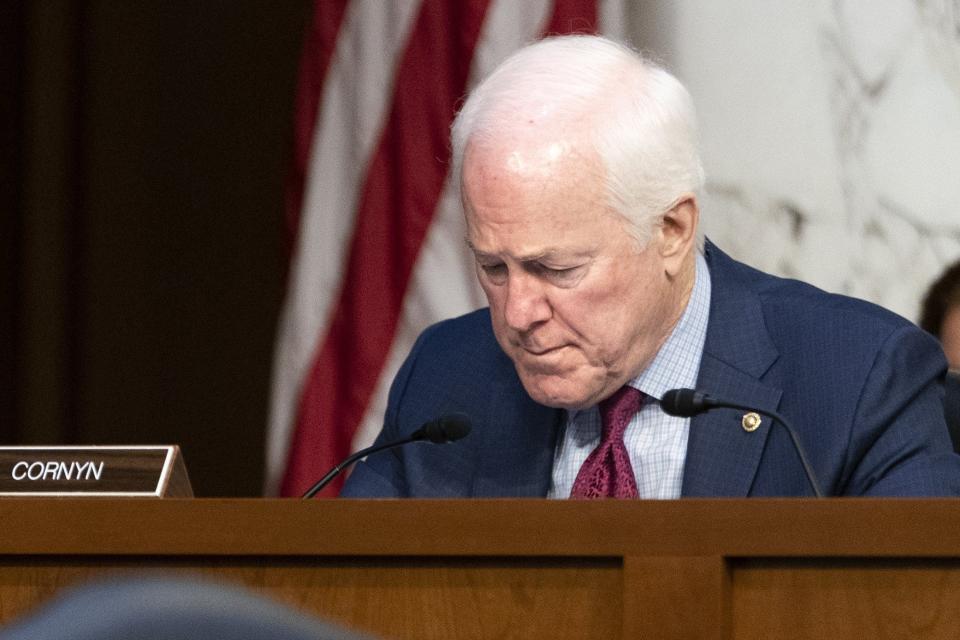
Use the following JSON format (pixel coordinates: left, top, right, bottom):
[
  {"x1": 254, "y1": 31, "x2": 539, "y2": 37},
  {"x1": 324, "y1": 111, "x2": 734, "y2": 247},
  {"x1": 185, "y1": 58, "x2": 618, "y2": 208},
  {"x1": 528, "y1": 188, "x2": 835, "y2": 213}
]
[
  {"x1": 472, "y1": 378, "x2": 562, "y2": 497},
  {"x1": 681, "y1": 244, "x2": 783, "y2": 497}
]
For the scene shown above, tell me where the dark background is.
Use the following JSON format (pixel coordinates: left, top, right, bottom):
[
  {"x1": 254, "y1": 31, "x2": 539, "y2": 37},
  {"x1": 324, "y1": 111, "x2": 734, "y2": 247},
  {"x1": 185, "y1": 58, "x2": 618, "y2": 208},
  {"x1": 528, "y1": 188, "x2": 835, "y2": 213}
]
[{"x1": 1, "y1": 2, "x2": 312, "y2": 495}]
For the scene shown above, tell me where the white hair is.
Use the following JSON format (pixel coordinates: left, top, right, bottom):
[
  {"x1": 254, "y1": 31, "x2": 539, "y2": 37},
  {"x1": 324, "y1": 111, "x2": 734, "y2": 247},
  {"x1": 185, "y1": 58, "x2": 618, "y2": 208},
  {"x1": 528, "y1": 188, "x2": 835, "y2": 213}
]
[{"x1": 451, "y1": 35, "x2": 704, "y2": 247}]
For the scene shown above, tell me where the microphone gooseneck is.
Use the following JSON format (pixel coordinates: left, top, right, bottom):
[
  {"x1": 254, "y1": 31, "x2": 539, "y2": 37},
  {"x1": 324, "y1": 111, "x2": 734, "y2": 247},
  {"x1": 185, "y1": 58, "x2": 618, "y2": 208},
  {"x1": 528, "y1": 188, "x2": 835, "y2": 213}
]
[
  {"x1": 302, "y1": 413, "x2": 473, "y2": 499},
  {"x1": 659, "y1": 388, "x2": 824, "y2": 498}
]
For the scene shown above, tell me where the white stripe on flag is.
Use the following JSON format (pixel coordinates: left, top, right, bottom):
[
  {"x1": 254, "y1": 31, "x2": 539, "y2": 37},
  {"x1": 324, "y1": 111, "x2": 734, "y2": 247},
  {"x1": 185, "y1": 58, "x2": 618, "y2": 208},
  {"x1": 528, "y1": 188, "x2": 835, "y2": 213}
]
[
  {"x1": 598, "y1": 0, "x2": 627, "y2": 41},
  {"x1": 266, "y1": 0, "x2": 423, "y2": 495}
]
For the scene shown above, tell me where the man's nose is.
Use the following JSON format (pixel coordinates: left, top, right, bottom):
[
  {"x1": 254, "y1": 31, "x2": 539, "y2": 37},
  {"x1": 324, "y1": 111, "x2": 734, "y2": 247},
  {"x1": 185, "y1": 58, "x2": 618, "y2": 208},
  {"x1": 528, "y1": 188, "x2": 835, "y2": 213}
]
[{"x1": 503, "y1": 273, "x2": 551, "y2": 332}]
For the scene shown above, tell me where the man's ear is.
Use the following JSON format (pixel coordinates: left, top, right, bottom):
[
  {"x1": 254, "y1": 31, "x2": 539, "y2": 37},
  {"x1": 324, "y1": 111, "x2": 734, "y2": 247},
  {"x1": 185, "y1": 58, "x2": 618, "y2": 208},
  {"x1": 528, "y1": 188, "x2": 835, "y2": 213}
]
[{"x1": 659, "y1": 194, "x2": 699, "y2": 276}]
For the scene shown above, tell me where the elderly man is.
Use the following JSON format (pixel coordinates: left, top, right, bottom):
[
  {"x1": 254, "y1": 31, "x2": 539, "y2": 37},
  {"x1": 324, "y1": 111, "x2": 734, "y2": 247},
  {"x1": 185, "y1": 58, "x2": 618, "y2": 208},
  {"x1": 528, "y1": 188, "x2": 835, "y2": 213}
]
[{"x1": 341, "y1": 35, "x2": 960, "y2": 498}]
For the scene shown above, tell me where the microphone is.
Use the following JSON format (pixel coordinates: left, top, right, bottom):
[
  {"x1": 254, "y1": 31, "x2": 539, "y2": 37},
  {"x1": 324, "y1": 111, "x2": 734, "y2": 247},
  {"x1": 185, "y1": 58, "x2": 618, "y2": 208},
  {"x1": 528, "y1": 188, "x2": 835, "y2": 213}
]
[
  {"x1": 410, "y1": 413, "x2": 472, "y2": 443},
  {"x1": 659, "y1": 388, "x2": 824, "y2": 497},
  {"x1": 660, "y1": 388, "x2": 714, "y2": 416},
  {"x1": 301, "y1": 413, "x2": 472, "y2": 499}
]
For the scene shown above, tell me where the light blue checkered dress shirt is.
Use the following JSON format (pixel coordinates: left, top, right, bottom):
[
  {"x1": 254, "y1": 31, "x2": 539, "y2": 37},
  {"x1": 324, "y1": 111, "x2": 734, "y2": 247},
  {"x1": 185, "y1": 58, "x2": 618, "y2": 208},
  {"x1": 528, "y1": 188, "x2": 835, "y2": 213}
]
[{"x1": 548, "y1": 254, "x2": 712, "y2": 499}]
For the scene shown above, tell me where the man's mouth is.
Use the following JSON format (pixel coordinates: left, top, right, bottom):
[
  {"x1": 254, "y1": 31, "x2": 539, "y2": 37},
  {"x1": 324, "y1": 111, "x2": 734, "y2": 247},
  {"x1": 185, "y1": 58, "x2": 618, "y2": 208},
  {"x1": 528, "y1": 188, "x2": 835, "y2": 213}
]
[{"x1": 521, "y1": 344, "x2": 567, "y2": 356}]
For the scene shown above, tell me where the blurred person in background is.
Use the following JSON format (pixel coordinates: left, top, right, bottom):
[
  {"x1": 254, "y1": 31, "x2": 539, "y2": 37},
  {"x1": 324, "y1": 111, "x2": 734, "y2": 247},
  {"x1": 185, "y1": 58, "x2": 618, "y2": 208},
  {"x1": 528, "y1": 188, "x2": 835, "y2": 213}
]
[{"x1": 921, "y1": 259, "x2": 960, "y2": 372}]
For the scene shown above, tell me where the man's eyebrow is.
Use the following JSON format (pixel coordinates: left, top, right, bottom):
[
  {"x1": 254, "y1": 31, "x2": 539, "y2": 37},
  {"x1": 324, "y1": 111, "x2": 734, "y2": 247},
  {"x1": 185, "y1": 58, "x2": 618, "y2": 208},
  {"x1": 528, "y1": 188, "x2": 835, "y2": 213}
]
[
  {"x1": 464, "y1": 239, "x2": 503, "y2": 260},
  {"x1": 464, "y1": 239, "x2": 593, "y2": 262}
]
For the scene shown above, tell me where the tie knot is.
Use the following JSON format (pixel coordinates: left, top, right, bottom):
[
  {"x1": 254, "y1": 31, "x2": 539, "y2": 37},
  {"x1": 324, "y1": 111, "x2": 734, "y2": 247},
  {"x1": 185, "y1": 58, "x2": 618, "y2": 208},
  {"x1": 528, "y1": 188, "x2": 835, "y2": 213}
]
[{"x1": 598, "y1": 386, "x2": 645, "y2": 440}]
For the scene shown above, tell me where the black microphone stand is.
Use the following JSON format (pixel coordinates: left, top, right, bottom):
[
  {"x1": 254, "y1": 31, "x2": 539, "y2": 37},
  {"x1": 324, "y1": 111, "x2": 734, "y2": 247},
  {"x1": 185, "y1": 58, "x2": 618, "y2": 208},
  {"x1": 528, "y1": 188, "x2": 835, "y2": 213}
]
[
  {"x1": 706, "y1": 400, "x2": 823, "y2": 498},
  {"x1": 302, "y1": 437, "x2": 416, "y2": 499}
]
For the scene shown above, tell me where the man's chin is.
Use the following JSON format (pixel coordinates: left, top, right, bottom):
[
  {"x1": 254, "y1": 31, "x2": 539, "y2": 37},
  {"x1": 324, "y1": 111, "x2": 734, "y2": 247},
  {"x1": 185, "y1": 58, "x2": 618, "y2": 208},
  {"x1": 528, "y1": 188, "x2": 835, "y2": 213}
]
[{"x1": 518, "y1": 372, "x2": 599, "y2": 410}]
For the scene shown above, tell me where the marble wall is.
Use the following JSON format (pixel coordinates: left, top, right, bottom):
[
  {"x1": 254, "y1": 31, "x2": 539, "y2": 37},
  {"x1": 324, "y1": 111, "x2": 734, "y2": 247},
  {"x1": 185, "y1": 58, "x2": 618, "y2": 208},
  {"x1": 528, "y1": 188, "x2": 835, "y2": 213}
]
[{"x1": 630, "y1": 0, "x2": 960, "y2": 321}]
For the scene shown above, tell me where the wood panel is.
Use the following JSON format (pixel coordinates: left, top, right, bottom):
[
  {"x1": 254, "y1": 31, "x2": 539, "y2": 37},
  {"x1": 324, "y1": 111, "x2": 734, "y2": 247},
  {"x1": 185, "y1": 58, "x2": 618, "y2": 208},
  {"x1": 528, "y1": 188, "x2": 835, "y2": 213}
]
[
  {"x1": 731, "y1": 559, "x2": 960, "y2": 640},
  {"x1": 4, "y1": 499, "x2": 960, "y2": 557},
  {"x1": 12, "y1": 1, "x2": 311, "y2": 496},
  {"x1": 3, "y1": 499, "x2": 960, "y2": 639},
  {"x1": 623, "y1": 555, "x2": 729, "y2": 640},
  {"x1": 0, "y1": 1, "x2": 25, "y2": 444},
  {"x1": 0, "y1": 558, "x2": 620, "y2": 640}
]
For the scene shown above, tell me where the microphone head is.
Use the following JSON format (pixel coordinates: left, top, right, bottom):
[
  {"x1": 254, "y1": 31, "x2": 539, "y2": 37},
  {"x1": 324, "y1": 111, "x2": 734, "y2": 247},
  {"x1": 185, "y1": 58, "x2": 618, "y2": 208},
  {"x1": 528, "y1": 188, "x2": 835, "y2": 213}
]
[
  {"x1": 659, "y1": 388, "x2": 709, "y2": 417},
  {"x1": 413, "y1": 413, "x2": 473, "y2": 444}
]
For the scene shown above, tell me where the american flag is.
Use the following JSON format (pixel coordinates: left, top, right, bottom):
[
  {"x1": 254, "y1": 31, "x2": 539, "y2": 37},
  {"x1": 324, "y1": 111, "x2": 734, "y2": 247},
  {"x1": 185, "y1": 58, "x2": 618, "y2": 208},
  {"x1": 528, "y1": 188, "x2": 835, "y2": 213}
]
[{"x1": 267, "y1": 0, "x2": 626, "y2": 497}]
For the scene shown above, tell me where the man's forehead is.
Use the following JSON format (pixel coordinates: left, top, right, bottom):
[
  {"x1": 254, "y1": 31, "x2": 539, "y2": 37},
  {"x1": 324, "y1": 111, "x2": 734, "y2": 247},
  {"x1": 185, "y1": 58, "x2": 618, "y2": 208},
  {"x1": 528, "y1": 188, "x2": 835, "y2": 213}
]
[
  {"x1": 462, "y1": 139, "x2": 604, "y2": 216},
  {"x1": 464, "y1": 136, "x2": 593, "y2": 176},
  {"x1": 503, "y1": 141, "x2": 574, "y2": 176}
]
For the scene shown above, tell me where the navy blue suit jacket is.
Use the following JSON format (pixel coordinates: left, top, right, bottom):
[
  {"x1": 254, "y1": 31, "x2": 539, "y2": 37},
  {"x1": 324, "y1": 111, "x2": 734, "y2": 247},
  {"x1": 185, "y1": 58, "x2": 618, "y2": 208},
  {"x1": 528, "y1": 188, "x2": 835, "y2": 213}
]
[{"x1": 342, "y1": 243, "x2": 960, "y2": 497}]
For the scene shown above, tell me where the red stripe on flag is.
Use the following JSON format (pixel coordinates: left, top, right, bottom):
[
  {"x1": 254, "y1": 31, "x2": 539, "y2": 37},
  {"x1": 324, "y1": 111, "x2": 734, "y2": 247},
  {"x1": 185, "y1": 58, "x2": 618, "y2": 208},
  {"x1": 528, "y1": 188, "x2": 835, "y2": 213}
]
[
  {"x1": 281, "y1": 0, "x2": 493, "y2": 496},
  {"x1": 543, "y1": 0, "x2": 598, "y2": 35},
  {"x1": 284, "y1": 0, "x2": 349, "y2": 264}
]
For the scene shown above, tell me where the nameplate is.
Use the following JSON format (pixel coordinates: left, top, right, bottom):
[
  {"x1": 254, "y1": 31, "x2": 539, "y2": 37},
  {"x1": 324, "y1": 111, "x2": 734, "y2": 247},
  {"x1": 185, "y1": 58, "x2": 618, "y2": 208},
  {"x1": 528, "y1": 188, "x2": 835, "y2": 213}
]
[{"x1": 0, "y1": 446, "x2": 193, "y2": 497}]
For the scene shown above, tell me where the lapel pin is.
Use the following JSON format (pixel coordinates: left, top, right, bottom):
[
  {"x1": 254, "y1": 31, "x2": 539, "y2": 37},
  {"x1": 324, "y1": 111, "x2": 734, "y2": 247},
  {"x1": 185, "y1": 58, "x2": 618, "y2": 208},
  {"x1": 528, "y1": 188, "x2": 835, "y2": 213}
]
[{"x1": 741, "y1": 412, "x2": 762, "y2": 432}]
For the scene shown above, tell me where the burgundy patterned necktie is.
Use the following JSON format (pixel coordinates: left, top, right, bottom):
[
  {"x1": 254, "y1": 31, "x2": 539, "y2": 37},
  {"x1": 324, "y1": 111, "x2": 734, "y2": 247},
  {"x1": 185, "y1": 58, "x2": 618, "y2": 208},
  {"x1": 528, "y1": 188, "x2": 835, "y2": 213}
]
[{"x1": 570, "y1": 386, "x2": 644, "y2": 499}]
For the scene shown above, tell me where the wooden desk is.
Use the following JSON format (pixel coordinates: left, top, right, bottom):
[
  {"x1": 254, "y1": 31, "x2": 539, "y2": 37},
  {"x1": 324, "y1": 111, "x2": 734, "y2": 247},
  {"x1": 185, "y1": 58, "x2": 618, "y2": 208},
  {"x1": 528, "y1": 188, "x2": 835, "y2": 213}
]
[{"x1": 1, "y1": 499, "x2": 958, "y2": 639}]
